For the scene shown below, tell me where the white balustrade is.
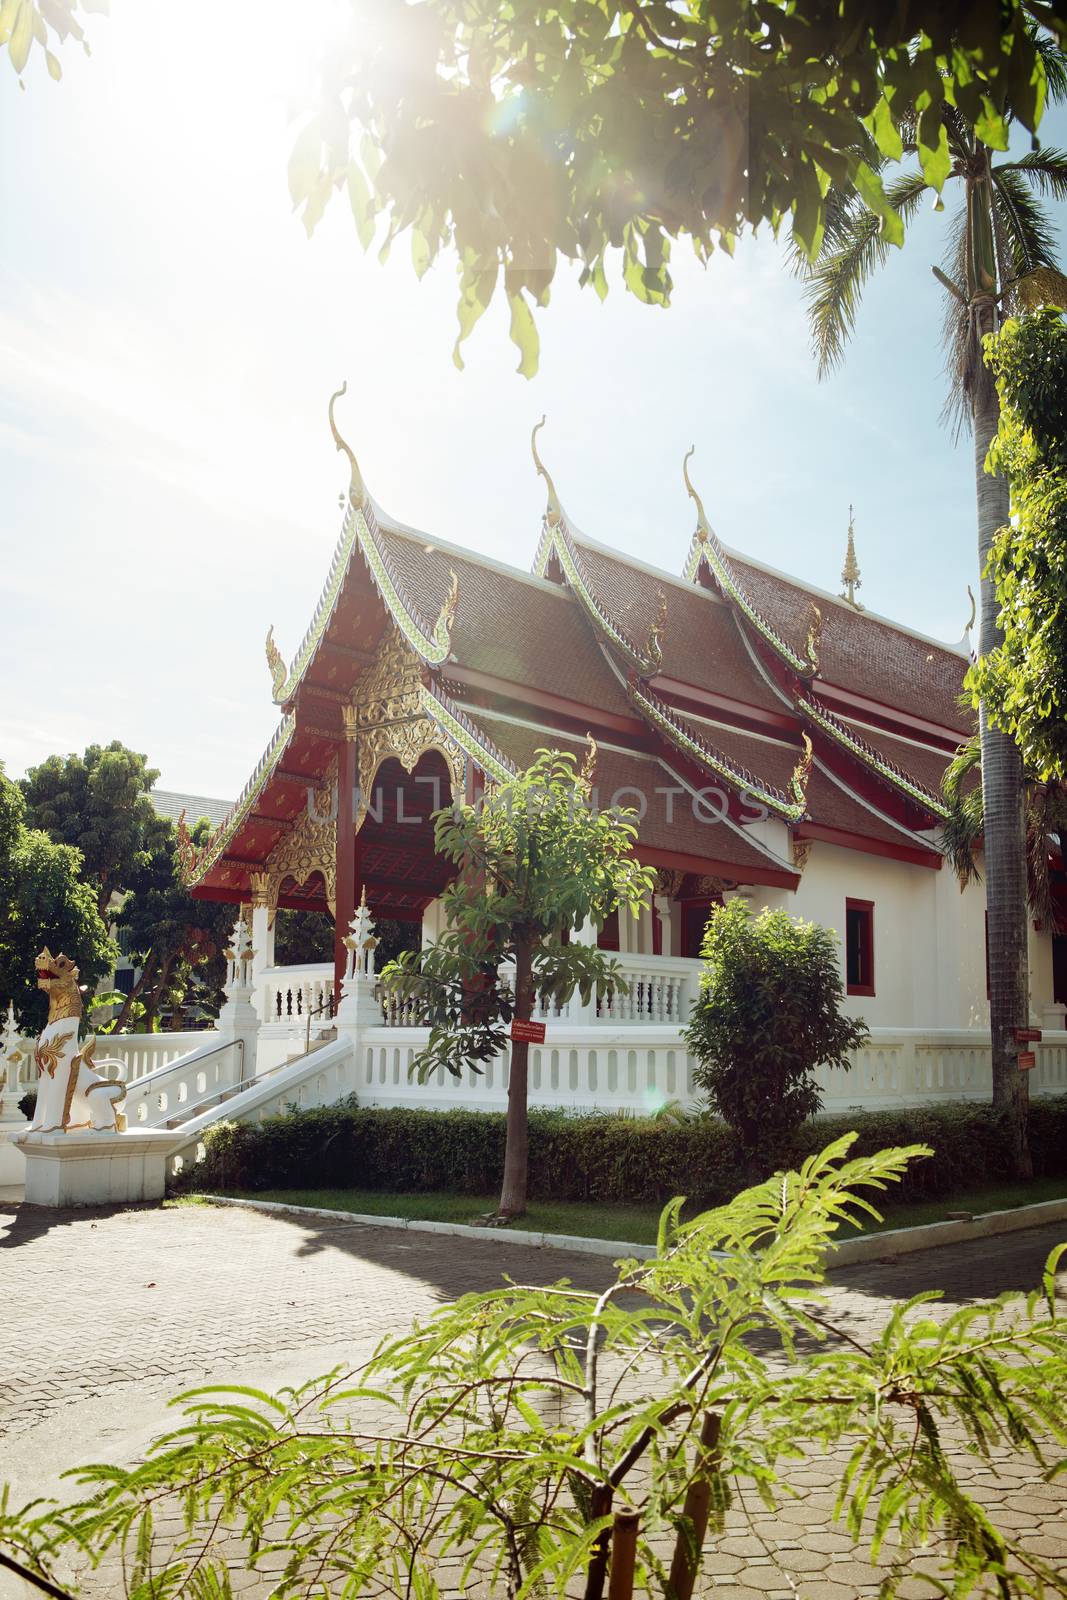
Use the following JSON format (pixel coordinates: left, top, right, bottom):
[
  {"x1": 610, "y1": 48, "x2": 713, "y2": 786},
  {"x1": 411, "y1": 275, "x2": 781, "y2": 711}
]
[
  {"x1": 262, "y1": 964, "x2": 334, "y2": 1026},
  {"x1": 123, "y1": 1037, "x2": 246, "y2": 1129},
  {"x1": 12, "y1": 1030, "x2": 210, "y2": 1091},
  {"x1": 166, "y1": 1035, "x2": 359, "y2": 1176}
]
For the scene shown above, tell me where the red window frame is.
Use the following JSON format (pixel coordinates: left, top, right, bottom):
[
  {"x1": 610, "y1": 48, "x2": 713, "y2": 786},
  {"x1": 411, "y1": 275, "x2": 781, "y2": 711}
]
[{"x1": 845, "y1": 898, "x2": 875, "y2": 996}]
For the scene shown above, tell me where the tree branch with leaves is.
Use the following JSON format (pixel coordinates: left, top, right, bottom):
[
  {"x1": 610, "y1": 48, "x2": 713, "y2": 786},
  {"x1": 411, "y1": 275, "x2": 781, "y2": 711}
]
[
  {"x1": 3, "y1": 1138, "x2": 1065, "y2": 1599},
  {"x1": 380, "y1": 747, "x2": 653, "y2": 1218}
]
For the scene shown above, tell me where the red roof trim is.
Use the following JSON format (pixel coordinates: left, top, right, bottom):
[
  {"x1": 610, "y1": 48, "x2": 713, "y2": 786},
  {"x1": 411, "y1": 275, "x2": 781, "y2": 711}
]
[
  {"x1": 637, "y1": 843, "x2": 800, "y2": 892},
  {"x1": 647, "y1": 676, "x2": 799, "y2": 736},
  {"x1": 815, "y1": 681, "x2": 967, "y2": 748},
  {"x1": 793, "y1": 822, "x2": 942, "y2": 870},
  {"x1": 439, "y1": 663, "x2": 646, "y2": 739}
]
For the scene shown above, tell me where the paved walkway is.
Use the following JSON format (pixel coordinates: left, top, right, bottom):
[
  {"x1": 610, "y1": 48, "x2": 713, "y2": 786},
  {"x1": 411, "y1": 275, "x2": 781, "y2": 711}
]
[{"x1": 1, "y1": 1196, "x2": 1064, "y2": 1596}]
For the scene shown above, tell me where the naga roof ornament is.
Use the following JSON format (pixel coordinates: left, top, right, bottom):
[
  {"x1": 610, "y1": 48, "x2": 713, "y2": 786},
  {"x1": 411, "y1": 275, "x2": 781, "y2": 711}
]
[
  {"x1": 683, "y1": 445, "x2": 711, "y2": 545},
  {"x1": 329, "y1": 381, "x2": 367, "y2": 507},
  {"x1": 265, "y1": 626, "x2": 287, "y2": 701},
  {"x1": 645, "y1": 590, "x2": 668, "y2": 673},
  {"x1": 681, "y1": 447, "x2": 819, "y2": 679},
  {"x1": 531, "y1": 416, "x2": 562, "y2": 527}
]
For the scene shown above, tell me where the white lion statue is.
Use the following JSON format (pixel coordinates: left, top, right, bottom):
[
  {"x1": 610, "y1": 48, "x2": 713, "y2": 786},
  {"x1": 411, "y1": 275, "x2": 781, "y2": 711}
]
[{"x1": 30, "y1": 948, "x2": 127, "y2": 1133}]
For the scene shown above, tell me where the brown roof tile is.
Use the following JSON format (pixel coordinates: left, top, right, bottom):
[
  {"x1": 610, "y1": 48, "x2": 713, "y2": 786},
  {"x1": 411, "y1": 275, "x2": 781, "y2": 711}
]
[
  {"x1": 570, "y1": 539, "x2": 784, "y2": 712},
  {"x1": 374, "y1": 523, "x2": 631, "y2": 716},
  {"x1": 838, "y1": 720, "x2": 958, "y2": 799},
  {"x1": 670, "y1": 713, "x2": 928, "y2": 846},
  {"x1": 805, "y1": 765, "x2": 934, "y2": 847},
  {"x1": 725, "y1": 555, "x2": 970, "y2": 733},
  {"x1": 461, "y1": 709, "x2": 792, "y2": 875}
]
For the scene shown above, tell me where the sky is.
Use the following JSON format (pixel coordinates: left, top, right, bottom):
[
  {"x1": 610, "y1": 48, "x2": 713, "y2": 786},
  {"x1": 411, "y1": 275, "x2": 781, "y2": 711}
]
[{"x1": 2, "y1": 2, "x2": 1065, "y2": 801}]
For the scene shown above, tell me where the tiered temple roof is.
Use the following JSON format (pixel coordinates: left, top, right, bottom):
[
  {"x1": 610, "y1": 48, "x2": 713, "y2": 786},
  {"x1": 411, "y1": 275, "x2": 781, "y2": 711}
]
[{"x1": 184, "y1": 406, "x2": 970, "y2": 918}]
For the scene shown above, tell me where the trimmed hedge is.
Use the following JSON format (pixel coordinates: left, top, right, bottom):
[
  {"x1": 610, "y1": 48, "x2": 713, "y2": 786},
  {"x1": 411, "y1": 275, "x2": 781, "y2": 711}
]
[{"x1": 186, "y1": 1095, "x2": 1067, "y2": 1210}]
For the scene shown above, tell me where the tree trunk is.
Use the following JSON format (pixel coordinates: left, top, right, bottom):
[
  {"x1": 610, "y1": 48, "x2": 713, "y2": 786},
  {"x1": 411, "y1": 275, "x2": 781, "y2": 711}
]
[
  {"x1": 498, "y1": 938, "x2": 533, "y2": 1218},
  {"x1": 111, "y1": 947, "x2": 158, "y2": 1033},
  {"x1": 141, "y1": 951, "x2": 177, "y2": 1033},
  {"x1": 973, "y1": 311, "x2": 1032, "y2": 1178}
]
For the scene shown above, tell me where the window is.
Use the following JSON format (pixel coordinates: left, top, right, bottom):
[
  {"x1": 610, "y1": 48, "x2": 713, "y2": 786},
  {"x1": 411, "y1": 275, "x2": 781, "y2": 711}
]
[{"x1": 845, "y1": 899, "x2": 875, "y2": 996}]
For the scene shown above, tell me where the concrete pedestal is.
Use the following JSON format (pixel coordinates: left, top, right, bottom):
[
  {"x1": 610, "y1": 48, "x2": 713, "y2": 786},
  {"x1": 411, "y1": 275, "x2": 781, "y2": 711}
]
[
  {"x1": 14, "y1": 1129, "x2": 184, "y2": 1207},
  {"x1": 0, "y1": 1114, "x2": 28, "y2": 1187}
]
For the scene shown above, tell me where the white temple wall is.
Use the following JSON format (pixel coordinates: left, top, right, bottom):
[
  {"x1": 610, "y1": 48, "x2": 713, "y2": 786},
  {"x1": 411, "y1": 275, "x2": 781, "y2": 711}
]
[{"x1": 739, "y1": 843, "x2": 989, "y2": 1030}]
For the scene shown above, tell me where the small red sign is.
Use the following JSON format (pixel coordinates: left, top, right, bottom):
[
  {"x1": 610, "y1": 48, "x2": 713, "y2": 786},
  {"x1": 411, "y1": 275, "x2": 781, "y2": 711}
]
[
  {"x1": 1014, "y1": 1028, "x2": 1042, "y2": 1043},
  {"x1": 510, "y1": 1018, "x2": 546, "y2": 1045},
  {"x1": 1018, "y1": 1050, "x2": 1036, "y2": 1071}
]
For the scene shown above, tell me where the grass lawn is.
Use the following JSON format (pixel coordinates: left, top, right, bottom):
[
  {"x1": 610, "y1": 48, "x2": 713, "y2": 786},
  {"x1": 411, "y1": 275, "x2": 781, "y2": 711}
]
[{"x1": 184, "y1": 1175, "x2": 1067, "y2": 1248}]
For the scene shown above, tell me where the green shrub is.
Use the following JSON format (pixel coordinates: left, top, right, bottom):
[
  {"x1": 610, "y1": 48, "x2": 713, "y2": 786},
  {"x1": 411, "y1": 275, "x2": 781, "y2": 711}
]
[
  {"x1": 184, "y1": 1095, "x2": 1067, "y2": 1209},
  {"x1": 17, "y1": 1091, "x2": 35, "y2": 1122},
  {"x1": 683, "y1": 900, "x2": 869, "y2": 1173}
]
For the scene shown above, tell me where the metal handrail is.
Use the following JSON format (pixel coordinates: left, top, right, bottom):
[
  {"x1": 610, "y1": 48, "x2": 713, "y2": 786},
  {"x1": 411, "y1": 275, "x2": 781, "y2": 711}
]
[
  {"x1": 118, "y1": 1035, "x2": 244, "y2": 1089},
  {"x1": 305, "y1": 995, "x2": 337, "y2": 1056}
]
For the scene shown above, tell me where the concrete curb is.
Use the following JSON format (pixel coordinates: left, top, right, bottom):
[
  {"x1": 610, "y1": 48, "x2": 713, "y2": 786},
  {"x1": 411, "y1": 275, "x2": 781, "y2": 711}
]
[
  {"x1": 198, "y1": 1195, "x2": 657, "y2": 1258},
  {"x1": 196, "y1": 1193, "x2": 1067, "y2": 1267},
  {"x1": 828, "y1": 1195, "x2": 1067, "y2": 1266}
]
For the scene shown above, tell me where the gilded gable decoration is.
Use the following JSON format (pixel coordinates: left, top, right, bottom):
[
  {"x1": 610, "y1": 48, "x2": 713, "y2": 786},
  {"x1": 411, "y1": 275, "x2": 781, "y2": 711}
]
[
  {"x1": 352, "y1": 624, "x2": 466, "y2": 827},
  {"x1": 261, "y1": 756, "x2": 338, "y2": 922}
]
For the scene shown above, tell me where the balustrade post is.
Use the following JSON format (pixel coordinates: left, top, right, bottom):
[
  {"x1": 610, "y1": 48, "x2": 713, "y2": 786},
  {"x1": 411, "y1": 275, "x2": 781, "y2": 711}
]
[
  {"x1": 572, "y1": 916, "x2": 598, "y2": 1026},
  {"x1": 0, "y1": 1001, "x2": 30, "y2": 1186},
  {"x1": 335, "y1": 890, "x2": 381, "y2": 1073},
  {"x1": 216, "y1": 916, "x2": 261, "y2": 1083},
  {"x1": 248, "y1": 874, "x2": 274, "y2": 1025}
]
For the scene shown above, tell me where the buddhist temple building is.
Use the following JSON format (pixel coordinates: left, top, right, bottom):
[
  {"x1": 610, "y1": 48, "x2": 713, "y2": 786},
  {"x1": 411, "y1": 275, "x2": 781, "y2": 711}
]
[{"x1": 179, "y1": 395, "x2": 1067, "y2": 1040}]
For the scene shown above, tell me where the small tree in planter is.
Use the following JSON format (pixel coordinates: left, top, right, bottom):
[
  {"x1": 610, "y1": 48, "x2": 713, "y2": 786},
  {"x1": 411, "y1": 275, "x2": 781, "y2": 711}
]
[
  {"x1": 683, "y1": 899, "x2": 868, "y2": 1174},
  {"x1": 380, "y1": 747, "x2": 653, "y2": 1219}
]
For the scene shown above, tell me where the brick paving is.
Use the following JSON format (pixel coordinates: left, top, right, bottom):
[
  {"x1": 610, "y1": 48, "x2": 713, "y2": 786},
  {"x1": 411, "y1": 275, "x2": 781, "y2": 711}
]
[{"x1": 1, "y1": 1196, "x2": 1064, "y2": 1596}]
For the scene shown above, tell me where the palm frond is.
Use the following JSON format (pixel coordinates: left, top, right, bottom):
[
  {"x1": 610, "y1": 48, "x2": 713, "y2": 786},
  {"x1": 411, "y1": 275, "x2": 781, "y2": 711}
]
[
  {"x1": 991, "y1": 167, "x2": 1062, "y2": 277},
  {"x1": 940, "y1": 735, "x2": 984, "y2": 889},
  {"x1": 941, "y1": 103, "x2": 975, "y2": 163},
  {"x1": 1032, "y1": 33, "x2": 1067, "y2": 106},
  {"x1": 802, "y1": 169, "x2": 930, "y2": 375},
  {"x1": 939, "y1": 203, "x2": 976, "y2": 439},
  {"x1": 995, "y1": 147, "x2": 1067, "y2": 203},
  {"x1": 941, "y1": 734, "x2": 1067, "y2": 926}
]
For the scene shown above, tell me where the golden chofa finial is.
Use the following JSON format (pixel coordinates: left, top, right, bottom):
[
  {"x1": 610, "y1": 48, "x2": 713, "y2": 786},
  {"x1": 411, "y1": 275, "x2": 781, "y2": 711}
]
[
  {"x1": 683, "y1": 446, "x2": 710, "y2": 543},
  {"x1": 839, "y1": 504, "x2": 862, "y2": 609},
  {"x1": 329, "y1": 381, "x2": 367, "y2": 507},
  {"x1": 531, "y1": 415, "x2": 562, "y2": 527}
]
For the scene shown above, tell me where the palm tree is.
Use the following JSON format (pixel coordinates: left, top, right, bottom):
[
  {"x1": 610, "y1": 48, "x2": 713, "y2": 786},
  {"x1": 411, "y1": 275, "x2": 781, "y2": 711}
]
[
  {"x1": 943, "y1": 735, "x2": 1067, "y2": 940},
  {"x1": 798, "y1": 44, "x2": 1067, "y2": 1175}
]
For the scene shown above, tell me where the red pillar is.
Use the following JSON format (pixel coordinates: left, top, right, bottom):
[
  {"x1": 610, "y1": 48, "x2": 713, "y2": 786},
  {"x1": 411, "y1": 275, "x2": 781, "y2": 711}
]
[{"x1": 335, "y1": 708, "x2": 358, "y2": 1002}]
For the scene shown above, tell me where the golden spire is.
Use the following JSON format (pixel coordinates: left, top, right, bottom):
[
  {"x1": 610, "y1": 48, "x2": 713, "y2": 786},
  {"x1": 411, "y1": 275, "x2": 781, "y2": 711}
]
[
  {"x1": 683, "y1": 446, "x2": 710, "y2": 542},
  {"x1": 531, "y1": 416, "x2": 562, "y2": 526},
  {"x1": 839, "y1": 505, "x2": 862, "y2": 608},
  {"x1": 329, "y1": 381, "x2": 367, "y2": 507}
]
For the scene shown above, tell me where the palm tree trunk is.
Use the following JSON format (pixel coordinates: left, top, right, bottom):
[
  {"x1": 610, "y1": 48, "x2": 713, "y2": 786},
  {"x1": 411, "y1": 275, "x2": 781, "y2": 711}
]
[
  {"x1": 498, "y1": 937, "x2": 533, "y2": 1218},
  {"x1": 973, "y1": 310, "x2": 1032, "y2": 1178}
]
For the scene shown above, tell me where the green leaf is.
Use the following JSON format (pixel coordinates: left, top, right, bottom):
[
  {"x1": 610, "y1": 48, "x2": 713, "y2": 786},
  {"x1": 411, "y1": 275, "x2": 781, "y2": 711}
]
[
  {"x1": 287, "y1": 120, "x2": 321, "y2": 208},
  {"x1": 8, "y1": 0, "x2": 32, "y2": 73},
  {"x1": 853, "y1": 160, "x2": 904, "y2": 247},
  {"x1": 867, "y1": 93, "x2": 903, "y2": 163},
  {"x1": 507, "y1": 289, "x2": 539, "y2": 379},
  {"x1": 345, "y1": 162, "x2": 374, "y2": 250},
  {"x1": 917, "y1": 112, "x2": 951, "y2": 192}
]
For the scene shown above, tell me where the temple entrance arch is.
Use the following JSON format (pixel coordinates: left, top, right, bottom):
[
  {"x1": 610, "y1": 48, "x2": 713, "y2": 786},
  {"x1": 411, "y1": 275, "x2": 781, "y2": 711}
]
[{"x1": 354, "y1": 749, "x2": 461, "y2": 932}]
